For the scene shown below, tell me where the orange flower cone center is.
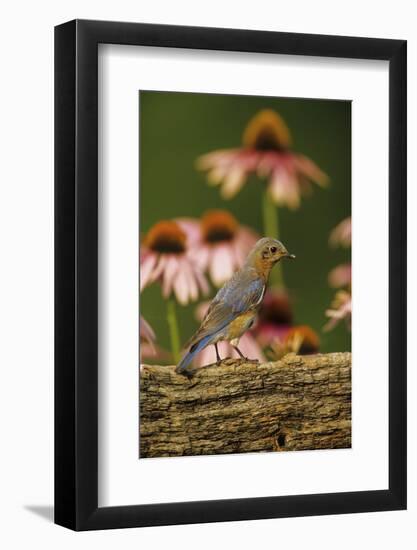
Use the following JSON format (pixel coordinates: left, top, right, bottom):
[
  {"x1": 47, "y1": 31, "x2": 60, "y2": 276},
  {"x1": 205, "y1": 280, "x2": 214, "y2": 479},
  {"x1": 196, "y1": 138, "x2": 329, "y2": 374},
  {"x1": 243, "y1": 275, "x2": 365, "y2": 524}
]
[
  {"x1": 284, "y1": 325, "x2": 320, "y2": 354},
  {"x1": 242, "y1": 109, "x2": 292, "y2": 151},
  {"x1": 201, "y1": 210, "x2": 238, "y2": 243},
  {"x1": 144, "y1": 220, "x2": 186, "y2": 254}
]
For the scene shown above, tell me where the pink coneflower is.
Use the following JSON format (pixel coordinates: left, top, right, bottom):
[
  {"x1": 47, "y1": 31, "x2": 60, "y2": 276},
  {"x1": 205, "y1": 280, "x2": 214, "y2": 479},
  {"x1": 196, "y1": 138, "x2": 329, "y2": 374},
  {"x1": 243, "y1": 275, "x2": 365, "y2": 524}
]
[
  {"x1": 254, "y1": 289, "x2": 293, "y2": 346},
  {"x1": 196, "y1": 109, "x2": 328, "y2": 210},
  {"x1": 329, "y1": 217, "x2": 352, "y2": 248},
  {"x1": 140, "y1": 220, "x2": 209, "y2": 305},
  {"x1": 324, "y1": 290, "x2": 352, "y2": 332},
  {"x1": 192, "y1": 302, "x2": 266, "y2": 368},
  {"x1": 328, "y1": 263, "x2": 352, "y2": 288},
  {"x1": 178, "y1": 210, "x2": 258, "y2": 287}
]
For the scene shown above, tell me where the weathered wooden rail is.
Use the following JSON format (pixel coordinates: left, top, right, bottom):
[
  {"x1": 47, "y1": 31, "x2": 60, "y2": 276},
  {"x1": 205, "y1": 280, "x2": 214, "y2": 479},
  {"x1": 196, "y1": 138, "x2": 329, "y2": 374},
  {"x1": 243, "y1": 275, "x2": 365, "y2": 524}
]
[{"x1": 140, "y1": 352, "x2": 351, "y2": 458}]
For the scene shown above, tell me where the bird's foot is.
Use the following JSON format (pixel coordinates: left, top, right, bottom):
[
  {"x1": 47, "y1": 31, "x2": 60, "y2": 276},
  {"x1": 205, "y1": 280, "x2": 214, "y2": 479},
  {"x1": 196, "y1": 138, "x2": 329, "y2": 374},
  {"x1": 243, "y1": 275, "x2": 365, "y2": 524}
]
[
  {"x1": 176, "y1": 368, "x2": 195, "y2": 379},
  {"x1": 220, "y1": 356, "x2": 235, "y2": 366}
]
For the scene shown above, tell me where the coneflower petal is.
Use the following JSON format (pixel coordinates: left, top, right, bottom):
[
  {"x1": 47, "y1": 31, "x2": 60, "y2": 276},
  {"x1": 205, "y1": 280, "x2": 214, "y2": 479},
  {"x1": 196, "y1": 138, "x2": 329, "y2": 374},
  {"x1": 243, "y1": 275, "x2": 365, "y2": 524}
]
[
  {"x1": 269, "y1": 167, "x2": 301, "y2": 210},
  {"x1": 231, "y1": 238, "x2": 245, "y2": 267},
  {"x1": 328, "y1": 263, "x2": 352, "y2": 288},
  {"x1": 173, "y1": 266, "x2": 190, "y2": 305},
  {"x1": 196, "y1": 149, "x2": 239, "y2": 170},
  {"x1": 140, "y1": 253, "x2": 157, "y2": 291},
  {"x1": 220, "y1": 167, "x2": 246, "y2": 199},
  {"x1": 194, "y1": 265, "x2": 210, "y2": 296},
  {"x1": 151, "y1": 255, "x2": 168, "y2": 282},
  {"x1": 190, "y1": 245, "x2": 210, "y2": 271},
  {"x1": 207, "y1": 166, "x2": 228, "y2": 186},
  {"x1": 183, "y1": 259, "x2": 199, "y2": 302},
  {"x1": 295, "y1": 154, "x2": 329, "y2": 187},
  {"x1": 161, "y1": 255, "x2": 179, "y2": 298},
  {"x1": 329, "y1": 217, "x2": 352, "y2": 248},
  {"x1": 175, "y1": 218, "x2": 201, "y2": 246},
  {"x1": 210, "y1": 244, "x2": 235, "y2": 286}
]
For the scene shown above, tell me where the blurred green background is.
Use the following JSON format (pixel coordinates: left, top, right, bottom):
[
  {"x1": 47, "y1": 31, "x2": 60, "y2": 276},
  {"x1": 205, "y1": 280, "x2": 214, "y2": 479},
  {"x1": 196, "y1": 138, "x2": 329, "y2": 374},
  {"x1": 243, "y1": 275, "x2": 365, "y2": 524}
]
[{"x1": 140, "y1": 91, "x2": 351, "y2": 357}]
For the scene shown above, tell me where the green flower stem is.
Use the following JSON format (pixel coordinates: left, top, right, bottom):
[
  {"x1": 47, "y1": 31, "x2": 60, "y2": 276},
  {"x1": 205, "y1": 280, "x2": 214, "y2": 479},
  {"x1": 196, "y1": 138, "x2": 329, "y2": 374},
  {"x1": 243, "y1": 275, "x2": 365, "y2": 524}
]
[
  {"x1": 262, "y1": 188, "x2": 284, "y2": 288},
  {"x1": 166, "y1": 299, "x2": 181, "y2": 364}
]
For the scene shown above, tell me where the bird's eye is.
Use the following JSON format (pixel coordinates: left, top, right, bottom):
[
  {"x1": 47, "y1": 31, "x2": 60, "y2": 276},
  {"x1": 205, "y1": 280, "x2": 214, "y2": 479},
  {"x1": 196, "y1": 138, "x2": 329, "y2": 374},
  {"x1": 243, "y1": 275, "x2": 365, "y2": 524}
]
[{"x1": 270, "y1": 246, "x2": 277, "y2": 253}]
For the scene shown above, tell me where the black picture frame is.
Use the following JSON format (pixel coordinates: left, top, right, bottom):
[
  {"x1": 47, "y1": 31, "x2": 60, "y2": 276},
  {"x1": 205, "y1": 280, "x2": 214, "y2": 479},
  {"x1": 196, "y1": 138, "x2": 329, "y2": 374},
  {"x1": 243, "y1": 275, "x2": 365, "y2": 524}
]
[{"x1": 55, "y1": 19, "x2": 407, "y2": 531}]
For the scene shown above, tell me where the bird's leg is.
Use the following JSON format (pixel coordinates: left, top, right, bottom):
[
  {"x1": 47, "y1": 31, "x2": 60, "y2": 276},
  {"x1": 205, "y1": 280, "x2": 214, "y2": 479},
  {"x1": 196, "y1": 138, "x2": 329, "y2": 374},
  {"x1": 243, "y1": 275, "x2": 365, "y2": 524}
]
[
  {"x1": 233, "y1": 345, "x2": 259, "y2": 364},
  {"x1": 214, "y1": 343, "x2": 222, "y2": 365},
  {"x1": 233, "y1": 345, "x2": 246, "y2": 360}
]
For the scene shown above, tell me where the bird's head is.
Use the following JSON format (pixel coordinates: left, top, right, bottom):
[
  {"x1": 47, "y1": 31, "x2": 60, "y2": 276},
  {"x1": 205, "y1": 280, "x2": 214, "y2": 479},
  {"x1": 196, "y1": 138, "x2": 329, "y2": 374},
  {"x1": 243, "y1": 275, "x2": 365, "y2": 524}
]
[{"x1": 247, "y1": 237, "x2": 295, "y2": 275}]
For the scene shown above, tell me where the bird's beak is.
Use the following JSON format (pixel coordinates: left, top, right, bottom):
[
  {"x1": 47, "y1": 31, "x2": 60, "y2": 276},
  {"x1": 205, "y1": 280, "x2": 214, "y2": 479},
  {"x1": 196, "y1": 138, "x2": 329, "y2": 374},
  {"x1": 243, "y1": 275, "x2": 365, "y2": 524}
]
[{"x1": 286, "y1": 253, "x2": 296, "y2": 259}]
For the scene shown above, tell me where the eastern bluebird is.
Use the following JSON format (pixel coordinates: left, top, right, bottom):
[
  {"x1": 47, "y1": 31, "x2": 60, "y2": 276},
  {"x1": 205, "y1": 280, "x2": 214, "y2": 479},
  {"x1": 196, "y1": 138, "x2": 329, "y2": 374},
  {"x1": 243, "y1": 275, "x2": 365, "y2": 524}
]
[{"x1": 176, "y1": 237, "x2": 295, "y2": 376}]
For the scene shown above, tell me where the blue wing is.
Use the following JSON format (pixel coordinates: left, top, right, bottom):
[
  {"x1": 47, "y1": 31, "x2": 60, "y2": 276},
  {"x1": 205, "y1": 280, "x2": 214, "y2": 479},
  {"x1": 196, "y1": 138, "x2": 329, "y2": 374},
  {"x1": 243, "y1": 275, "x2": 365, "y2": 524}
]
[{"x1": 186, "y1": 268, "x2": 265, "y2": 350}]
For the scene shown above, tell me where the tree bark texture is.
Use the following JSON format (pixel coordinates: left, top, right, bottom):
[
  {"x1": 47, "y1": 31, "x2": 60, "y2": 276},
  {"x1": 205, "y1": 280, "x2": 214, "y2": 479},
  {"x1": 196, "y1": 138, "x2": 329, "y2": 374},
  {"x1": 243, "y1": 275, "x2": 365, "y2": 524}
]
[{"x1": 139, "y1": 352, "x2": 351, "y2": 458}]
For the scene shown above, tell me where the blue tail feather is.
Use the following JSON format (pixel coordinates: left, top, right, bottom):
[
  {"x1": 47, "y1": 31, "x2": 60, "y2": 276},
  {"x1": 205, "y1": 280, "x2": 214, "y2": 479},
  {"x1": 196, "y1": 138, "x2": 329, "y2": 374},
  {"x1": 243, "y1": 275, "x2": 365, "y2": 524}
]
[{"x1": 176, "y1": 334, "x2": 213, "y2": 375}]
